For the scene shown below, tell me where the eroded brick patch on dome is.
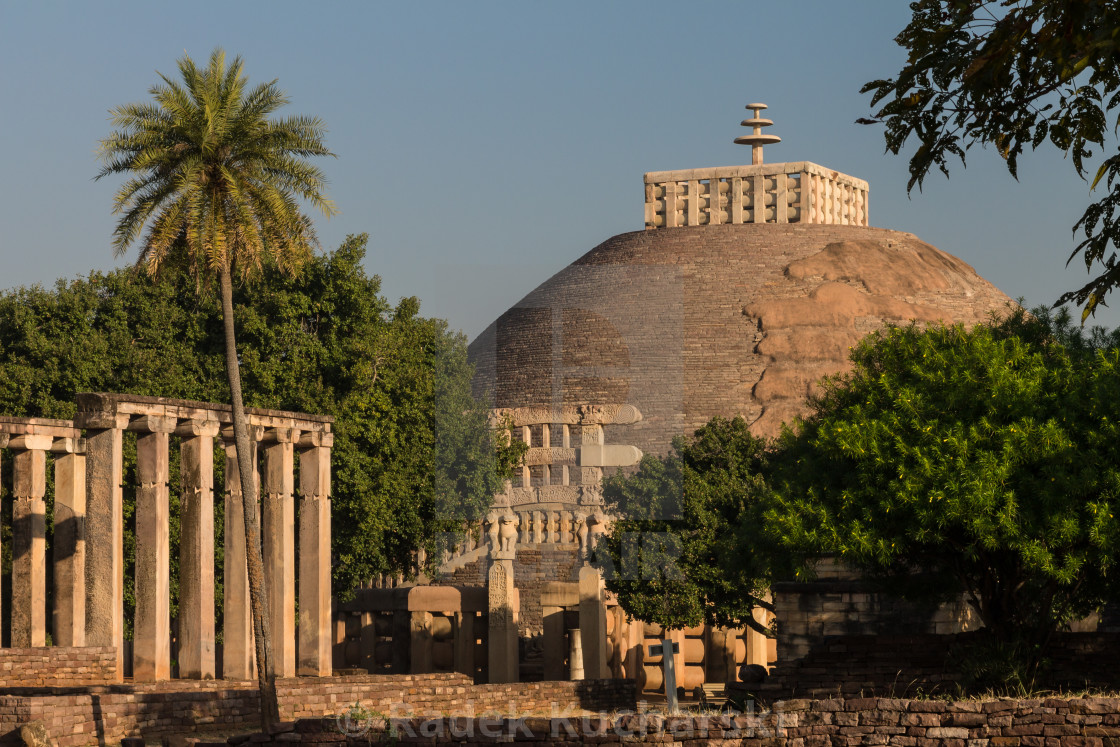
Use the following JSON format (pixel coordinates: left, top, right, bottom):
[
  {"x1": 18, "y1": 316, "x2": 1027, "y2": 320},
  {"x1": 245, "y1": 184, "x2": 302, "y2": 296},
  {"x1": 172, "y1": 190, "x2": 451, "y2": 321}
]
[{"x1": 746, "y1": 238, "x2": 1013, "y2": 438}]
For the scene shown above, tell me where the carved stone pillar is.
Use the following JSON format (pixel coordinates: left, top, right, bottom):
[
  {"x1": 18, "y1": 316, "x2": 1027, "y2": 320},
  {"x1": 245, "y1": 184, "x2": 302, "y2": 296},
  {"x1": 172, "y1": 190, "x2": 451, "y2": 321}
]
[
  {"x1": 487, "y1": 560, "x2": 519, "y2": 683},
  {"x1": 53, "y1": 443, "x2": 86, "y2": 647},
  {"x1": 262, "y1": 428, "x2": 298, "y2": 677},
  {"x1": 179, "y1": 419, "x2": 219, "y2": 679},
  {"x1": 11, "y1": 436, "x2": 51, "y2": 647},
  {"x1": 81, "y1": 413, "x2": 128, "y2": 676},
  {"x1": 133, "y1": 415, "x2": 176, "y2": 680},
  {"x1": 578, "y1": 565, "x2": 608, "y2": 680},
  {"x1": 223, "y1": 439, "x2": 257, "y2": 680},
  {"x1": 298, "y1": 433, "x2": 332, "y2": 676}
]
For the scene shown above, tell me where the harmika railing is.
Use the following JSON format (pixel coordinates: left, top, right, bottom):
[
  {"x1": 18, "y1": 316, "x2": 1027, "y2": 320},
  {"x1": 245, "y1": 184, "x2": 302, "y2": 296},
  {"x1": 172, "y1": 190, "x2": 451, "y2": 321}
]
[{"x1": 644, "y1": 161, "x2": 869, "y2": 229}]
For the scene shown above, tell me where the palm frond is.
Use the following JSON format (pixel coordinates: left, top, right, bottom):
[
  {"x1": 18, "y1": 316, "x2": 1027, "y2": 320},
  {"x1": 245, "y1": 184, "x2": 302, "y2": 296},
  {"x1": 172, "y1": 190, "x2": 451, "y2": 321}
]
[{"x1": 96, "y1": 47, "x2": 334, "y2": 277}]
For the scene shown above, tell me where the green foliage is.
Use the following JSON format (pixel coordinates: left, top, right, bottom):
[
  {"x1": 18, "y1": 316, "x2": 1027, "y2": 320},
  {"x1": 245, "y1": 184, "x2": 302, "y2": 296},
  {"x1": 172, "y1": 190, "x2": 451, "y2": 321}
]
[
  {"x1": 948, "y1": 634, "x2": 1044, "y2": 696},
  {"x1": 600, "y1": 306, "x2": 1120, "y2": 684},
  {"x1": 861, "y1": 0, "x2": 1120, "y2": 318},
  {"x1": 595, "y1": 417, "x2": 779, "y2": 632},
  {"x1": 769, "y1": 308, "x2": 1120, "y2": 653},
  {"x1": 0, "y1": 235, "x2": 516, "y2": 625}
]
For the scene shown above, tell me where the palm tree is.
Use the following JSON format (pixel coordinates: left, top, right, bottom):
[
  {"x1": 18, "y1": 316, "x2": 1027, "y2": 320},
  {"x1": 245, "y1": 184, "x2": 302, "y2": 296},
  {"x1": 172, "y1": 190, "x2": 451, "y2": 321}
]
[{"x1": 96, "y1": 48, "x2": 336, "y2": 731}]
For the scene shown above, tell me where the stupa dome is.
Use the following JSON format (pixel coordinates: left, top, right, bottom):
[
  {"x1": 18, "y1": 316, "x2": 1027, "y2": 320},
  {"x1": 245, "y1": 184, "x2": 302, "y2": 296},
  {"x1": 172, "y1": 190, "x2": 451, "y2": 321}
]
[{"x1": 469, "y1": 107, "x2": 1013, "y2": 457}]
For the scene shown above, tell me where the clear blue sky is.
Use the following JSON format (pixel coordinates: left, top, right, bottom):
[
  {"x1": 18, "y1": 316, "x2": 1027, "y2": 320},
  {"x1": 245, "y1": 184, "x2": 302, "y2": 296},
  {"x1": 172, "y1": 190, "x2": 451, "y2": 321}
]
[{"x1": 2, "y1": 1, "x2": 1115, "y2": 338}]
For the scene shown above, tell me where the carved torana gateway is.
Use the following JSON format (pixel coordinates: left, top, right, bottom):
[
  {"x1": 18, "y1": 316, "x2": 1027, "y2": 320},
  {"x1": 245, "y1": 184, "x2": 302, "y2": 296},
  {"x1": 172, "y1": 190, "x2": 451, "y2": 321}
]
[{"x1": 454, "y1": 103, "x2": 1014, "y2": 693}]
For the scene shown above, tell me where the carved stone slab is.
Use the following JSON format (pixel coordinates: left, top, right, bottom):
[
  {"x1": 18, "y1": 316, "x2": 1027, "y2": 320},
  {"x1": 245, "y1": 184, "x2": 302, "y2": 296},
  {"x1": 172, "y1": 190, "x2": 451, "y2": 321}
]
[{"x1": 490, "y1": 403, "x2": 642, "y2": 427}]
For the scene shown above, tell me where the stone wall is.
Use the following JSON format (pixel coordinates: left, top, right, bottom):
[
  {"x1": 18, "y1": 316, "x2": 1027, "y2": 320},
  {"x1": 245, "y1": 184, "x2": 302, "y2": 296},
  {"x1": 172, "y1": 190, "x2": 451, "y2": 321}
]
[
  {"x1": 771, "y1": 569, "x2": 979, "y2": 662},
  {"x1": 0, "y1": 647, "x2": 117, "y2": 688},
  {"x1": 0, "y1": 674, "x2": 635, "y2": 747},
  {"x1": 227, "y1": 695, "x2": 1120, "y2": 746},
  {"x1": 761, "y1": 632, "x2": 1120, "y2": 700}
]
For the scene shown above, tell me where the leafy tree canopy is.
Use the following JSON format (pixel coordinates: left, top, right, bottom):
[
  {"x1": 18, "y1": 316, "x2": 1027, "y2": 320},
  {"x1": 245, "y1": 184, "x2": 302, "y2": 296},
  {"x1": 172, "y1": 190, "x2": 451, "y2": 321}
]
[
  {"x1": 600, "y1": 307, "x2": 1120, "y2": 672},
  {"x1": 862, "y1": 0, "x2": 1120, "y2": 319},
  {"x1": 0, "y1": 235, "x2": 515, "y2": 612},
  {"x1": 595, "y1": 417, "x2": 784, "y2": 633},
  {"x1": 768, "y1": 308, "x2": 1120, "y2": 652}
]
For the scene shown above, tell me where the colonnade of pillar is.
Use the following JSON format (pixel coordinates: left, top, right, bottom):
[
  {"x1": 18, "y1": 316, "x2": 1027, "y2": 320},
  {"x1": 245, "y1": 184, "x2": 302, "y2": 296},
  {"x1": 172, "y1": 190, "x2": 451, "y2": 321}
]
[
  {"x1": 0, "y1": 418, "x2": 85, "y2": 650},
  {"x1": 73, "y1": 394, "x2": 333, "y2": 682}
]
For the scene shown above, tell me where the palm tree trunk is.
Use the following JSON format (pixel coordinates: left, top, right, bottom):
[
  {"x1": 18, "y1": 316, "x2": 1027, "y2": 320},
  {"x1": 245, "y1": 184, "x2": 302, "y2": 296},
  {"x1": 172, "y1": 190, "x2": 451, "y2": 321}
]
[{"x1": 220, "y1": 263, "x2": 281, "y2": 732}]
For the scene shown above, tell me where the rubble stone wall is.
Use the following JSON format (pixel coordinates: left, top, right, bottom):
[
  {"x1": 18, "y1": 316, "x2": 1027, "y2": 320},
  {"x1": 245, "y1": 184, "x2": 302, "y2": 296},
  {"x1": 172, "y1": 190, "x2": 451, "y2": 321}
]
[
  {"x1": 761, "y1": 632, "x2": 1120, "y2": 700},
  {"x1": 771, "y1": 574, "x2": 978, "y2": 663},
  {"x1": 227, "y1": 695, "x2": 1120, "y2": 746},
  {"x1": 0, "y1": 675, "x2": 634, "y2": 747}
]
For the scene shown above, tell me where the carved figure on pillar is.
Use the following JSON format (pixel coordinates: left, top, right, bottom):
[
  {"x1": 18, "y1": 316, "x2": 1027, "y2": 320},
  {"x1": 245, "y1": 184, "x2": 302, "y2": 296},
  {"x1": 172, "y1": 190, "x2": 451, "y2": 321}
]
[
  {"x1": 573, "y1": 511, "x2": 590, "y2": 559},
  {"x1": 485, "y1": 510, "x2": 501, "y2": 556},
  {"x1": 589, "y1": 510, "x2": 610, "y2": 556},
  {"x1": 498, "y1": 512, "x2": 519, "y2": 554}
]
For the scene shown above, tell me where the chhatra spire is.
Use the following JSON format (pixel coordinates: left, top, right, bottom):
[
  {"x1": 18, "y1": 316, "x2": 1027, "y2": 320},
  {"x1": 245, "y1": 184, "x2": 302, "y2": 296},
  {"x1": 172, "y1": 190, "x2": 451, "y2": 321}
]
[{"x1": 734, "y1": 103, "x2": 781, "y2": 165}]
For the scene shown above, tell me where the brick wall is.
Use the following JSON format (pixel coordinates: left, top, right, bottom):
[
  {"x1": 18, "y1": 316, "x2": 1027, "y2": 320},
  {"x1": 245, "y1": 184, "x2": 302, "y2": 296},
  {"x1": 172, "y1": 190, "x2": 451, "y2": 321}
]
[
  {"x1": 238, "y1": 695, "x2": 1120, "y2": 746},
  {"x1": 511, "y1": 546, "x2": 581, "y2": 634},
  {"x1": 447, "y1": 546, "x2": 582, "y2": 637},
  {"x1": 0, "y1": 674, "x2": 634, "y2": 746},
  {"x1": 0, "y1": 647, "x2": 117, "y2": 688}
]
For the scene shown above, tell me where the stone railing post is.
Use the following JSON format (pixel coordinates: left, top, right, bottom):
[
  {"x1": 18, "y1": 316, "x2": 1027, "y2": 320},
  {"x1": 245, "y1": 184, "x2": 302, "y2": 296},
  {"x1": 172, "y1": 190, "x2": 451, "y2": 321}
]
[
  {"x1": 10, "y1": 434, "x2": 52, "y2": 647},
  {"x1": 746, "y1": 594, "x2": 771, "y2": 668},
  {"x1": 298, "y1": 432, "x2": 333, "y2": 676},
  {"x1": 132, "y1": 415, "x2": 177, "y2": 680},
  {"x1": 53, "y1": 438, "x2": 86, "y2": 647},
  {"x1": 263, "y1": 427, "x2": 299, "y2": 677},
  {"x1": 178, "y1": 419, "x2": 219, "y2": 679},
  {"x1": 579, "y1": 419, "x2": 603, "y2": 489},
  {"x1": 410, "y1": 611, "x2": 433, "y2": 674},
  {"x1": 79, "y1": 411, "x2": 129, "y2": 675}
]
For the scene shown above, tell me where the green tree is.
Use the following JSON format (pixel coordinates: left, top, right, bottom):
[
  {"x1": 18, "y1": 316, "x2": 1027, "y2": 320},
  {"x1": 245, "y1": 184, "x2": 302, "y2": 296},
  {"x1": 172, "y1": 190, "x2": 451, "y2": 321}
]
[
  {"x1": 767, "y1": 309, "x2": 1120, "y2": 671},
  {"x1": 595, "y1": 417, "x2": 779, "y2": 633},
  {"x1": 861, "y1": 0, "x2": 1120, "y2": 319},
  {"x1": 0, "y1": 237, "x2": 517, "y2": 629},
  {"x1": 96, "y1": 48, "x2": 335, "y2": 729}
]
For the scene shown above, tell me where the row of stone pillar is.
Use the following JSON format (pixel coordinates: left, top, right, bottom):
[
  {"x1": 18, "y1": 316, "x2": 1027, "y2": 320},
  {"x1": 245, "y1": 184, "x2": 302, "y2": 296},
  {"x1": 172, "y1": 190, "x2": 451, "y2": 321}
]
[
  {"x1": 75, "y1": 408, "x2": 333, "y2": 681},
  {"x1": 0, "y1": 423, "x2": 85, "y2": 649}
]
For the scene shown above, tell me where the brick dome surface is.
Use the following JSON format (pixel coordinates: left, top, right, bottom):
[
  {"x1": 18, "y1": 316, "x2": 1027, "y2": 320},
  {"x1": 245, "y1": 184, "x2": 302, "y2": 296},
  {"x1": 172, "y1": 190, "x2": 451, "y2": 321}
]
[{"x1": 469, "y1": 223, "x2": 1013, "y2": 457}]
